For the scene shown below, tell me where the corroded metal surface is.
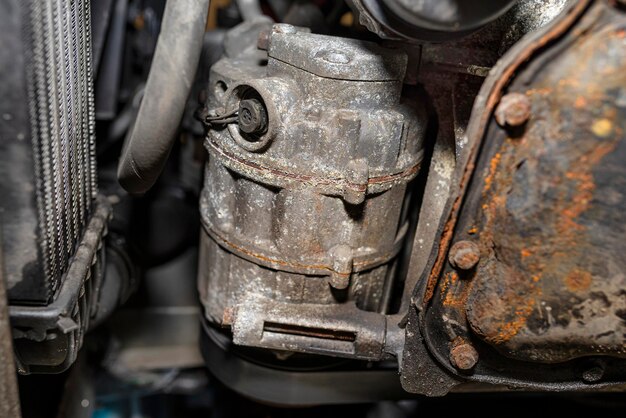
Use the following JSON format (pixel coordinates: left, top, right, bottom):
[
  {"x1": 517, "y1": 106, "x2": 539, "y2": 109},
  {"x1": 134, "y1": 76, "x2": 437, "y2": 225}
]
[
  {"x1": 465, "y1": 5, "x2": 626, "y2": 362},
  {"x1": 198, "y1": 21, "x2": 426, "y2": 359},
  {"x1": 402, "y1": 0, "x2": 626, "y2": 396}
]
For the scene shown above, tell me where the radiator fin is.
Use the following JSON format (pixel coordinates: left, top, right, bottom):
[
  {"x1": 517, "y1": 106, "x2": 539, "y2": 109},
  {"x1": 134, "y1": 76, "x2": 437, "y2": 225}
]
[{"x1": 24, "y1": 0, "x2": 97, "y2": 301}]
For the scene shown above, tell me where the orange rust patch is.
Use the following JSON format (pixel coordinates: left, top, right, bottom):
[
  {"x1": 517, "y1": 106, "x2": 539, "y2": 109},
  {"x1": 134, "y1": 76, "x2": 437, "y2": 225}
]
[
  {"x1": 423, "y1": 216, "x2": 457, "y2": 305},
  {"x1": 443, "y1": 278, "x2": 474, "y2": 310},
  {"x1": 558, "y1": 141, "x2": 617, "y2": 235},
  {"x1": 574, "y1": 96, "x2": 587, "y2": 108},
  {"x1": 486, "y1": 279, "x2": 542, "y2": 345},
  {"x1": 483, "y1": 152, "x2": 502, "y2": 194},
  {"x1": 420, "y1": 0, "x2": 593, "y2": 312},
  {"x1": 557, "y1": 78, "x2": 581, "y2": 88},
  {"x1": 488, "y1": 303, "x2": 534, "y2": 344},
  {"x1": 439, "y1": 271, "x2": 455, "y2": 296},
  {"x1": 520, "y1": 249, "x2": 532, "y2": 258},
  {"x1": 564, "y1": 269, "x2": 592, "y2": 292},
  {"x1": 525, "y1": 87, "x2": 552, "y2": 96}
]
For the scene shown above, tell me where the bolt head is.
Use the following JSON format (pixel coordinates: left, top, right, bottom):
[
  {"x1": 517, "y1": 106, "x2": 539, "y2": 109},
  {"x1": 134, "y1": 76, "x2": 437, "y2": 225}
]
[
  {"x1": 449, "y1": 240, "x2": 480, "y2": 270},
  {"x1": 450, "y1": 343, "x2": 479, "y2": 370},
  {"x1": 495, "y1": 92, "x2": 531, "y2": 127},
  {"x1": 238, "y1": 98, "x2": 268, "y2": 135}
]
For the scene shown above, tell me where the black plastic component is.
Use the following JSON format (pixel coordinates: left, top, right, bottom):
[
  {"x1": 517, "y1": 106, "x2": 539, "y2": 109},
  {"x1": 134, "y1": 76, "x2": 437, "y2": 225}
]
[{"x1": 10, "y1": 198, "x2": 111, "y2": 374}]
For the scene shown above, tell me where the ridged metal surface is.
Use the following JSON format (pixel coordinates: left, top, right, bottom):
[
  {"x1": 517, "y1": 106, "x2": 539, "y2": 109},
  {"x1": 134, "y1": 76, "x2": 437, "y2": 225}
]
[{"x1": 24, "y1": 0, "x2": 97, "y2": 301}]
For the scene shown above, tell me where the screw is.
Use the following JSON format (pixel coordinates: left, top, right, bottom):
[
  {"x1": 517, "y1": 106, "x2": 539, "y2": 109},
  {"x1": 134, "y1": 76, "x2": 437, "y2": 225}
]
[
  {"x1": 449, "y1": 240, "x2": 480, "y2": 270},
  {"x1": 238, "y1": 98, "x2": 268, "y2": 135},
  {"x1": 450, "y1": 343, "x2": 479, "y2": 370},
  {"x1": 495, "y1": 92, "x2": 531, "y2": 127}
]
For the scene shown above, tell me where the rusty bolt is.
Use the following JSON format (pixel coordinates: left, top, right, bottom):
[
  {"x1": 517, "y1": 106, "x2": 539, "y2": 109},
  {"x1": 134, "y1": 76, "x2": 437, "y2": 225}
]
[
  {"x1": 450, "y1": 343, "x2": 479, "y2": 370},
  {"x1": 495, "y1": 92, "x2": 531, "y2": 127},
  {"x1": 449, "y1": 240, "x2": 480, "y2": 270},
  {"x1": 238, "y1": 98, "x2": 268, "y2": 135}
]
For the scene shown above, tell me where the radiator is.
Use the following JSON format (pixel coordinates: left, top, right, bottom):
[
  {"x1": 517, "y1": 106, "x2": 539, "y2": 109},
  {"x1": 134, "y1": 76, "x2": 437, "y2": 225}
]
[{"x1": 0, "y1": 0, "x2": 110, "y2": 373}]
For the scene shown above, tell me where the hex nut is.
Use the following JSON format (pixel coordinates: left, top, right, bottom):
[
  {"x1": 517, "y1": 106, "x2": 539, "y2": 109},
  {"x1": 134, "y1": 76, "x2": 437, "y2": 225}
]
[
  {"x1": 449, "y1": 240, "x2": 480, "y2": 270},
  {"x1": 495, "y1": 92, "x2": 531, "y2": 127},
  {"x1": 450, "y1": 343, "x2": 479, "y2": 370}
]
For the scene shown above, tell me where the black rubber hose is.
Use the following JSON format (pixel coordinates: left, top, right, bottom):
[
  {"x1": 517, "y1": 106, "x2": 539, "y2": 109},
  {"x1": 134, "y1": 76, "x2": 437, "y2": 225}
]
[{"x1": 118, "y1": 0, "x2": 210, "y2": 194}]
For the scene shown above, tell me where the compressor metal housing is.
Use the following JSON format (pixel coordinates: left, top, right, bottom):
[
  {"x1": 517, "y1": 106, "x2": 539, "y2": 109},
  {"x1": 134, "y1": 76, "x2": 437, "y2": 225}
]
[{"x1": 198, "y1": 22, "x2": 426, "y2": 360}]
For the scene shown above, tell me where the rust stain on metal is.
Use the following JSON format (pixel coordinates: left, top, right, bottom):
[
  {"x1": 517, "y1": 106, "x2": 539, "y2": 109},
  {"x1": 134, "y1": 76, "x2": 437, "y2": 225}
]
[
  {"x1": 442, "y1": 272, "x2": 471, "y2": 309},
  {"x1": 203, "y1": 219, "x2": 404, "y2": 275},
  {"x1": 574, "y1": 96, "x2": 588, "y2": 109},
  {"x1": 207, "y1": 136, "x2": 423, "y2": 191},
  {"x1": 564, "y1": 269, "x2": 592, "y2": 293},
  {"x1": 423, "y1": 220, "x2": 456, "y2": 305},
  {"x1": 463, "y1": 6, "x2": 626, "y2": 362},
  {"x1": 482, "y1": 152, "x2": 501, "y2": 195},
  {"x1": 420, "y1": 0, "x2": 592, "y2": 309}
]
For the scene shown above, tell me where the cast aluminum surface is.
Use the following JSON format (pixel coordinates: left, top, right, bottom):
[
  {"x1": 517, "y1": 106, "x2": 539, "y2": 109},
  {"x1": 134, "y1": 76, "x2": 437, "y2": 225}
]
[{"x1": 198, "y1": 21, "x2": 426, "y2": 359}]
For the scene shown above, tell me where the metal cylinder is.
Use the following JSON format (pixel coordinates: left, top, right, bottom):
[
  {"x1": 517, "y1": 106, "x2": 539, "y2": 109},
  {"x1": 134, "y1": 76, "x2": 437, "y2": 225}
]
[{"x1": 198, "y1": 24, "x2": 426, "y2": 359}]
